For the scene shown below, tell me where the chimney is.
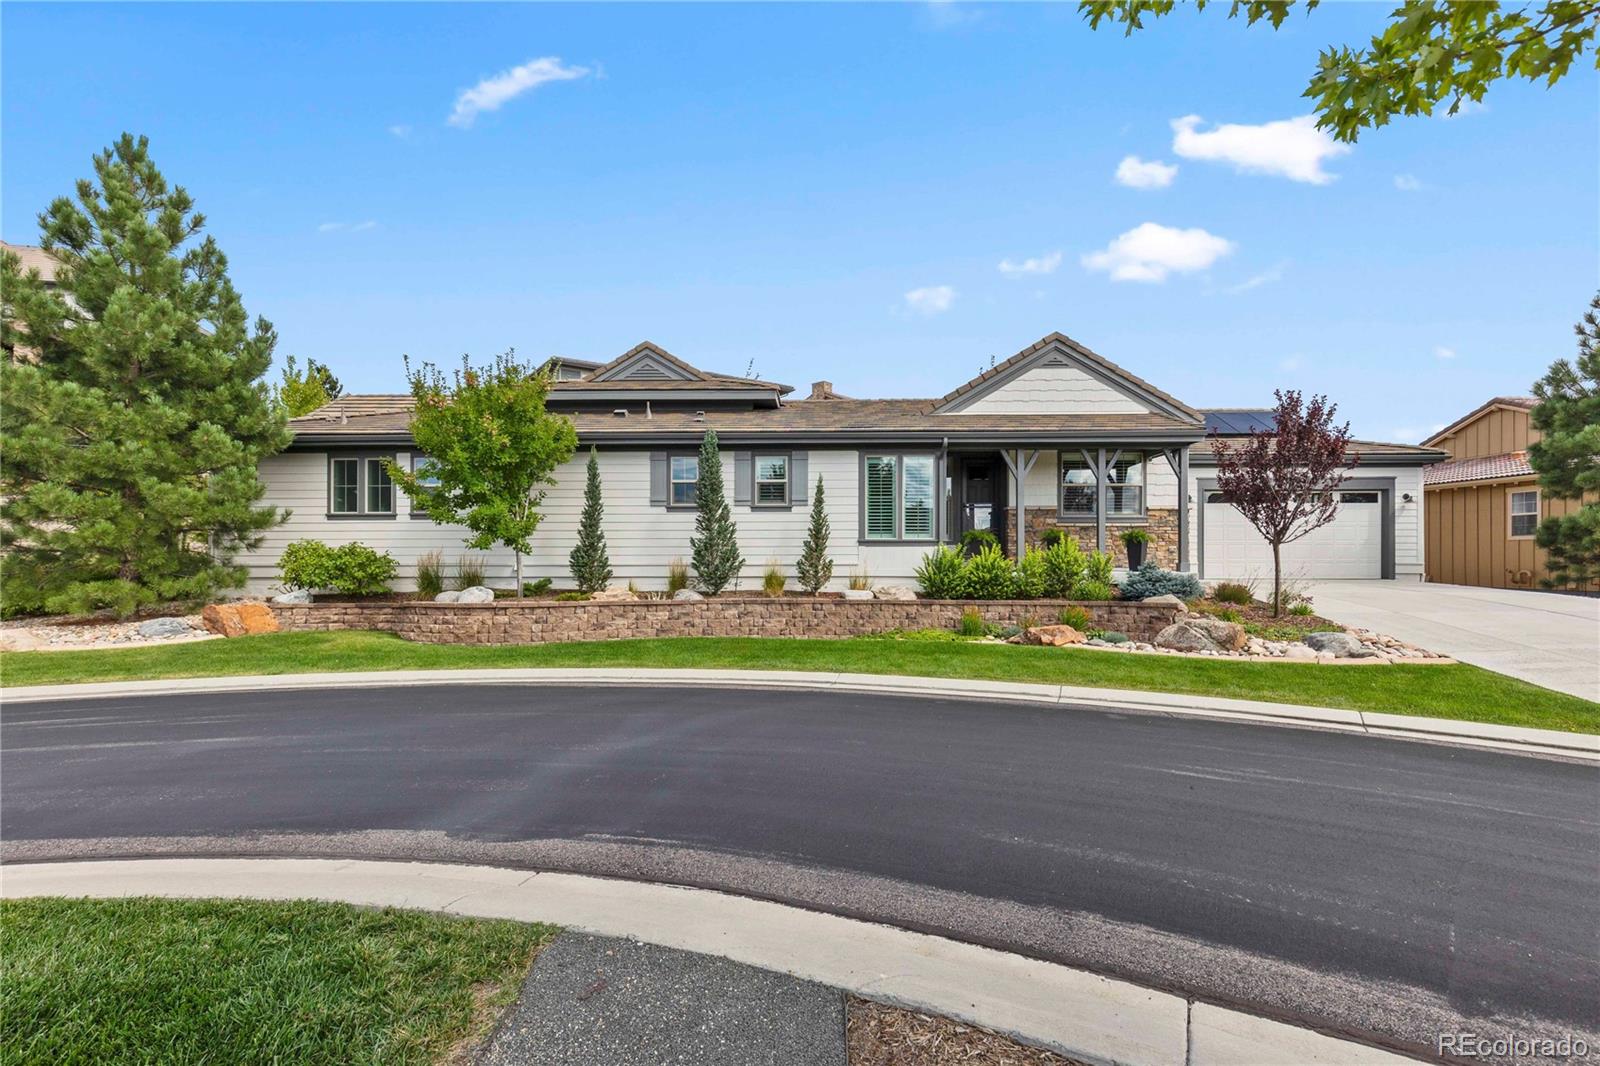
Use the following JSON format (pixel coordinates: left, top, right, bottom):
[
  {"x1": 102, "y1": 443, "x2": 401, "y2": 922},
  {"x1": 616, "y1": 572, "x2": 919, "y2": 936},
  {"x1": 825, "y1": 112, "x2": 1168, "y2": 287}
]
[{"x1": 809, "y1": 380, "x2": 834, "y2": 400}]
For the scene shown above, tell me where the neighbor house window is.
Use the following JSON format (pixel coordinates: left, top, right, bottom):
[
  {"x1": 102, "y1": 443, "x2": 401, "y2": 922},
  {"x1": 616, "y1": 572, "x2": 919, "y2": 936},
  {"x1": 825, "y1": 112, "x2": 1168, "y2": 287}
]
[
  {"x1": 327, "y1": 453, "x2": 397, "y2": 517},
  {"x1": 366, "y1": 459, "x2": 393, "y2": 514},
  {"x1": 755, "y1": 454, "x2": 789, "y2": 506},
  {"x1": 863, "y1": 454, "x2": 936, "y2": 541},
  {"x1": 331, "y1": 458, "x2": 359, "y2": 515},
  {"x1": 670, "y1": 454, "x2": 699, "y2": 507},
  {"x1": 1061, "y1": 454, "x2": 1144, "y2": 518},
  {"x1": 1510, "y1": 490, "x2": 1539, "y2": 538}
]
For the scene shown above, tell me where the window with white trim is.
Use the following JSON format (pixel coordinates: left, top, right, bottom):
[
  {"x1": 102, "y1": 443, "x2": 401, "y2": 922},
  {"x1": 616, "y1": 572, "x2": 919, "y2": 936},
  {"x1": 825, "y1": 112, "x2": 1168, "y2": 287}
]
[
  {"x1": 754, "y1": 454, "x2": 789, "y2": 506},
  {"x1": 1060, "y1": 454, "x2": 1144, "y2": 518},
  {"x1": 670, "y1": 455, "x2": 699, "y2": 507},
  {"x1": 863, "y1": 454, "x2": 936, "y2": 541},
  {"x1": 1510, "y1": 490, "x2": 1538, "y2": 538}
]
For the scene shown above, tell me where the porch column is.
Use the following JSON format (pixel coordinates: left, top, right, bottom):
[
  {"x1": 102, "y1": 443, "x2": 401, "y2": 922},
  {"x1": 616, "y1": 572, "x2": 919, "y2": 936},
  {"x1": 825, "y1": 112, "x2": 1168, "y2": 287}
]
[
  {"x1": 1000, "y1": 448, "x2": 1039, "y2": 558},
  {"x1": 1095, "y1": 446, "x2": 1107, "y2": 556},
  {"x1": 1177, "y1": 445, "x2": 1191, "y2": 571}
]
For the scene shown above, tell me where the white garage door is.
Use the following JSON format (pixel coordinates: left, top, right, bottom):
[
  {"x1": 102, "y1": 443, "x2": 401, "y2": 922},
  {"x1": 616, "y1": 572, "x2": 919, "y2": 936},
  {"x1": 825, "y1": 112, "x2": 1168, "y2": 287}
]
[{"x1": 1203, "y1": 491, "x2": 1384, "y2": 580}]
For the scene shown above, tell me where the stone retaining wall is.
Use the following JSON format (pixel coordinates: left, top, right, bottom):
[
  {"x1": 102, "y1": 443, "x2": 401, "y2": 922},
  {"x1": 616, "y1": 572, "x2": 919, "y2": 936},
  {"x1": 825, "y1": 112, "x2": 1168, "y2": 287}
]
[{"x1": 271, "y1": 597, "x2": 1183, "y2": 646}]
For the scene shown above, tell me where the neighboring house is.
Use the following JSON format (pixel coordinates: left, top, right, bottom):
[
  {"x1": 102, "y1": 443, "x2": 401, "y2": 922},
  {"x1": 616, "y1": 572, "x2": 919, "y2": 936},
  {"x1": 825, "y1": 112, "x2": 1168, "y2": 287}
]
[
  {"x1": 1421, "y1": 397, "x2": 1596, "y2": 589},
  {"x1": 240, "y1": 333, "x2": 1444, "y2": 593},
  {"x1": 1, "y1": 241, "x2": 62, "y2": 362}
]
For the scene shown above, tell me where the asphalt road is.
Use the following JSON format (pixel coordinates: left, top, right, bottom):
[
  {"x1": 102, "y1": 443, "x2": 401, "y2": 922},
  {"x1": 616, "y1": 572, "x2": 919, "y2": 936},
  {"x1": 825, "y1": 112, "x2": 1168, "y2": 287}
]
[{"x1": 4, "y1": 684, "x2": 1597, "y2": 1059}]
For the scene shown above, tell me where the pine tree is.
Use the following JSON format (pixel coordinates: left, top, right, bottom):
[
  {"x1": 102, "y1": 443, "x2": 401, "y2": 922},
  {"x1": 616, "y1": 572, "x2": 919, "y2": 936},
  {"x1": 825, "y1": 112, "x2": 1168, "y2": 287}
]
[
  {"x1": 0, "y1": 134, "x2": 290, "y2": 616},
  {"x1": 1528, "y1": 292, "x2": 1600, "y2": 589},
  {"x1": 569, "y1": 447, "x2": 613, "y2": 593},
  {"x1": 795, "y1": 475, "x2": 833, "y2": 594},
  {"x1": 689, "y1": 429, "x2": 744, "y2": 594}
]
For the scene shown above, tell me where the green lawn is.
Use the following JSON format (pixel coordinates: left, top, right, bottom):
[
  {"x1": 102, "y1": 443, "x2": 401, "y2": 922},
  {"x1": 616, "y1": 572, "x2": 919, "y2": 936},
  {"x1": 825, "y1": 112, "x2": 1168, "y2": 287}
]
[
  {"x1": 0, "y1": 896, "x2": 556, "y2": 1066},
  {"x1": 4, "y1": 629, "x2": 1596, "y2": 733}
]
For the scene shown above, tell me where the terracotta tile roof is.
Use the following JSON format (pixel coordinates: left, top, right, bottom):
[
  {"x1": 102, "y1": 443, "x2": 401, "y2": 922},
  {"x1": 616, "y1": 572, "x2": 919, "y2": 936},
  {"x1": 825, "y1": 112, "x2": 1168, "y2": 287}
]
[
  {"x1": 288, "y1": 395, "x2": 1202, "y2": 441},
  {"x1": 1424, "y1": 451, "x2": 1536, "y2": 486},
  {"x1": 937, "y1": 332, "x2": 1203, "y2": 422}
]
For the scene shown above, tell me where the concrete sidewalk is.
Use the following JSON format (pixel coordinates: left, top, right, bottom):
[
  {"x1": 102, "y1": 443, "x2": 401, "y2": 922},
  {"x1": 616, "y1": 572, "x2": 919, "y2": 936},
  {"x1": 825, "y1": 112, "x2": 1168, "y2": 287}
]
[
  {"x1": 1308, "y1": 581, "x2": 1600, "y2": 702},
  {"x1": 0, "y1": 858, "x2": 1422, "y2": 1066},
  {"x1": 5, "y1": 667, "x2": 1595, "y2": 761}
]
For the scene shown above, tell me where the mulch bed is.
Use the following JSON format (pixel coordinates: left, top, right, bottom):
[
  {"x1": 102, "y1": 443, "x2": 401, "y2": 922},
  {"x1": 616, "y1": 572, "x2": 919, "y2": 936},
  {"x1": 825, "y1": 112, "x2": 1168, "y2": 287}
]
[
  {"x1": 846, "y1": 997, "x2": 1087, "y2": 1066},
  {"x1": 1188, "y1": 596, "x2": 1341, "y2": 632}
]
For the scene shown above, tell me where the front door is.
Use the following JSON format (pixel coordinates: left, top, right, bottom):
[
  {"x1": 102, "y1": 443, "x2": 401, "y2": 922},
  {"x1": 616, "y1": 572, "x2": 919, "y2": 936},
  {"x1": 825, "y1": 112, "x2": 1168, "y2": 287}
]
[{"x1": 960, "y1": 458, "x2": 1003, "y2": 547}]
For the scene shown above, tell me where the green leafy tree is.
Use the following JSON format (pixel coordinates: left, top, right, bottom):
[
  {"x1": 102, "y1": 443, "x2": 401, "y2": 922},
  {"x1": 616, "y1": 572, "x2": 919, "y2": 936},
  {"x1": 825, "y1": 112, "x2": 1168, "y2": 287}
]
[
  {"x1": 389, "y1": 351, "x2": 577, "y2": 596},
  {"x1": 0, "y1": 134, "x2": 289, "y2": 616},
  {"x1": 795, "y1": 475, "x2": 833, "y2": 593},
  {"x1": 689, "y1": 429, "x2": 744, "y2": 594},
  {"x1": 276, "y1": 354, "x2": 343, "y2": 418},
  {"x1": 1528, "y1": 292, "x2": 1600, "y2": 589},
  {"x1": 1080, "y1": 1, "x2": 1600, "y2": 142},
  {"x1": 568, "y1": 447, "x2": 613, "y2": 593}
]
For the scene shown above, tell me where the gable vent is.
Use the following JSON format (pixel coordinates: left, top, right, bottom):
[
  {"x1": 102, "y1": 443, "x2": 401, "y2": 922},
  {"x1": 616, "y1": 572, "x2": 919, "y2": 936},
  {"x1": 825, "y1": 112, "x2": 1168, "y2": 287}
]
[{"x1": 619, "y1": 362, "x2": 672, "y2": 380}]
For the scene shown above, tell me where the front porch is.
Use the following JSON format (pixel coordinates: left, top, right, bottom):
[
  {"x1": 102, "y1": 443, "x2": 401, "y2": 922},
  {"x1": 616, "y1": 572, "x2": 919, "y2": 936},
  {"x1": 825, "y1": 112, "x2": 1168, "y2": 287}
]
[{"x1": 942, "y1": 445, "x2": 1192, "y2": 571}]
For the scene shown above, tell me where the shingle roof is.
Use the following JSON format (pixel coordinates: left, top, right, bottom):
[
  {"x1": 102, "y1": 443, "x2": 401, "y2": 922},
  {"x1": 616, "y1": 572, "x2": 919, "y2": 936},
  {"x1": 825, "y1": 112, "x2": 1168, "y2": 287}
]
[
  {"x1": 937, "y1": 332, "x2": 1203, "y2": 422},
  {"x1": 1424, "y1": 451, "x2": 1536, "y2": 486},
  {"x1": 584, "y1": 341, "x2": 792, "y2": 393},
  {"x1": 1192, "y1": 437, "x2": 1447, "y2": 463},
  {"x1": 1422, "y1": 396, "x2": 1538, "y2": 447},
  {"x1": 288, "y1": 395, "x2": 1202, "y2": 441},
  {"x1": 1, "y1": 241, "x2": 61, "y2": 283}
]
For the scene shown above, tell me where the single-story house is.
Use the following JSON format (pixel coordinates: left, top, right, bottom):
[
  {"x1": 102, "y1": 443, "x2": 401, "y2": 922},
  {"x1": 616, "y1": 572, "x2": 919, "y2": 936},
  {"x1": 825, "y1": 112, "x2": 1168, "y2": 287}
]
[
  {"x1": 241, "y1": 333, "x2": 1445, "y2": 593},
  {"x1": 1421, "y1": 396, "x2": 1596, "y2": 589}
]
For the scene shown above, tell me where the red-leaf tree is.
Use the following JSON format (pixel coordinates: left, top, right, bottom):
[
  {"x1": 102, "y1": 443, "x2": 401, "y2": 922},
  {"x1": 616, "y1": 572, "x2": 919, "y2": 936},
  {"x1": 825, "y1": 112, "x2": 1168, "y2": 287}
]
[{"x1": 1211, "y1": 391, "x2": 1355, "y2": 615}]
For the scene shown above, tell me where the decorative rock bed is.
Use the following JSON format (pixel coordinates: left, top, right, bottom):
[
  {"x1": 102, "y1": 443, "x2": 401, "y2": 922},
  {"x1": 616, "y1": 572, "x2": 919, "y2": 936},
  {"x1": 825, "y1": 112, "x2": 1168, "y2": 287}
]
[{"x1": 0, "y1": 613, "x2": 215, "y2": 652}]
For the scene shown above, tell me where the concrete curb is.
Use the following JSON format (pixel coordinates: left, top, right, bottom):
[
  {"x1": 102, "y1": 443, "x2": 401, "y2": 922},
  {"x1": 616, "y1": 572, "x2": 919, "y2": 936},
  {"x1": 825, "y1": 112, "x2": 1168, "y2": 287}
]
[
  {"x1": 4, "y1": 667, "x2": 1595, "y2": 761},
  {"x1": 0, "y1": 858, "x2": 1424, "y2": 1066}
]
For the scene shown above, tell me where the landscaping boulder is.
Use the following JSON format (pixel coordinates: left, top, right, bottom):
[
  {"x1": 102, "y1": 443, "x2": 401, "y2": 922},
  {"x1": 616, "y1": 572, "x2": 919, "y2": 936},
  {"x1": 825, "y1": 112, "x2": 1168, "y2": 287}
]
[
  {"x1": 1019, "y1": 624, "x2": 1086, "y2": 647},
  {"x1": 1283, "y1": 643, "x2": 1319, "y2": 661},
  {"x1": 590, "y1": 587, "x2": 636, "y2": 602},
  {"x1": 1303, "y1": 631, "x2": 1364, "y2": 658},
  {"x1": 872, "y1": 585, "x2": 917, "y2": 601},
  {"x1": 201, "y1": 602, "x2": 279, "y2": 638},
  {"x1": 1141, "y1": 594, "x2": 1188, "y2": 612},
  {"x1": 672, "y1": 588, "x2": 704, "y2": 601},
  {"x1": 135, "y1": 617, "x2": 193, "y2": 639},
  {"x1": 457, "y1": 586, "x2": 495, "y2": 604},
  {"x1": 840, "y1": 588, "x2": 873, "y2": 601},
  {"x1": 271, "y1": 589, "x2": 313, "y2": 605},
  {"x1": 1154, "y1": 617, "x2": 1246, "y2": 653},
  {"x1": 434, "y1": 591, "x2": 462, "y2": 603}
]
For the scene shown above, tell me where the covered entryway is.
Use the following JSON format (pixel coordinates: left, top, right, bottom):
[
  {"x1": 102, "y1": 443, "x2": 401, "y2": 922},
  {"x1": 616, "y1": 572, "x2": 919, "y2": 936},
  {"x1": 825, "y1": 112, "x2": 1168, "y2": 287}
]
[{"x1": 1201, "y1": 487, "x2": 1388, "y2": 580}]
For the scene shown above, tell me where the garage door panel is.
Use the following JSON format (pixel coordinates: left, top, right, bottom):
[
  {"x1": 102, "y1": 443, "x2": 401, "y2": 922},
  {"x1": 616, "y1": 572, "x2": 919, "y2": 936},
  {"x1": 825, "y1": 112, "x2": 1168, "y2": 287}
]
[{"x1": 1203, "y1": 492, "x2": 1383, "y2": 580}]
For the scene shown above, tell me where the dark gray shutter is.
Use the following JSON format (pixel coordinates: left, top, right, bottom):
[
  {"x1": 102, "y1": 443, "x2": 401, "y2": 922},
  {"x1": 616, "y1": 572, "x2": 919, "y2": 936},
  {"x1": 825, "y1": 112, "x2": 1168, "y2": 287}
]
[
  {"x1": 649, "y1": 452, "x2": 668, "y2": 507},
  {"x1": 790, "y1": 452, "x2": 808, "y2": 504},
  {"x1": 734, "y1": 451, "x2": 752, "y2": 505}
]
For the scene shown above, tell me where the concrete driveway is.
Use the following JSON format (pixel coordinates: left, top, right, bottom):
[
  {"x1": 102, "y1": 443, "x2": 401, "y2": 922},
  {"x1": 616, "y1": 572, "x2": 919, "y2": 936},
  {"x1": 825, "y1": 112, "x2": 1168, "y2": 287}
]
[{"x1": 1307, "y1": 581, "x2": 1600, "y2": 702}]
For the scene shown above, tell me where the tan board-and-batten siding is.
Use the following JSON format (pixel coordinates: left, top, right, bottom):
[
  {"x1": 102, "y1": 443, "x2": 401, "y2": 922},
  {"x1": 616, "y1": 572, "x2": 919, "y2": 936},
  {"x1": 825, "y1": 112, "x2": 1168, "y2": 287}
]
[{"x1": 270, "y1": 598, "x2": 1186, "y2": 645}]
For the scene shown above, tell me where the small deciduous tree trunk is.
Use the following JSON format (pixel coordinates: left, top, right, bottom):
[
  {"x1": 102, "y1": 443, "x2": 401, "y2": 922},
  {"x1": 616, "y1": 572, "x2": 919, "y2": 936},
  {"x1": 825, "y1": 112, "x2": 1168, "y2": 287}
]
[
  {"x1": 515, "y1": 551, "x2": 524, "y2": 597},
  {"x1": 1272, "y1": 541, "x2": 1282, "y2": 617}
]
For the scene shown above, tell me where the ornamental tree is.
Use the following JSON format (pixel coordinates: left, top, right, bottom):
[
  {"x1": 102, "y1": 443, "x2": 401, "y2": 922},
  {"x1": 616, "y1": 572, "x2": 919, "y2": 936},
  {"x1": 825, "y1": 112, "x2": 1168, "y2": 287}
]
[
  {"x1": 795, "y1": 475, "x2": 833, "y2": 593},
  {"x1": 569, "y1": 447, "x2": 614, "y2": 593},
  {"x1": 1080, "y1": 1, "x2": 1600, "y2": 142},
  {"x1": 390, "y1": 350, "x2": 577, "y2": 596},
  {"x1": 1211, "y1": 390, "x2": 1354, "y2": 615},
  {"x1": 689, "y1": 429, "x2": 744, "y2": 594},
  {"x1": 1528, "y1": 292, "x2": 1600, "y2": 589},
  {"x1": 0, "y1": 134, "x2": 290, "y2": 617},
  {"x1": 277, "y1": 354, "x2": 343, "y2": 418}
]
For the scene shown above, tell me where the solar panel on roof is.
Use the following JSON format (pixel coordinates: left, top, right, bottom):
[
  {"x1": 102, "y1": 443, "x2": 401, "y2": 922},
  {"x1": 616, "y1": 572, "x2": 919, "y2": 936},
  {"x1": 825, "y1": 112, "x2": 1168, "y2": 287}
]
[{"x1": 1204, "y1": 410, "x2": 1278, "y2": 435}]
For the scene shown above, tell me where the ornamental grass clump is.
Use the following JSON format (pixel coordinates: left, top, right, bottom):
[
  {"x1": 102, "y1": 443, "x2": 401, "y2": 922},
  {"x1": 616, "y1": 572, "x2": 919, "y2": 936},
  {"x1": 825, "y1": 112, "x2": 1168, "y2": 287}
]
[
  {"x1": 1212, "y1": 581, "x2": 1254, "y2": 605},
  {"x1": 956, "y1": 606, "x2": 986, "y2": 637},
  {"x1": 415, "y1": 551, "x2": 445, "y2": 599},
  {"x1": 762, "y1": 561, "x2": 787, "y2": 597}
]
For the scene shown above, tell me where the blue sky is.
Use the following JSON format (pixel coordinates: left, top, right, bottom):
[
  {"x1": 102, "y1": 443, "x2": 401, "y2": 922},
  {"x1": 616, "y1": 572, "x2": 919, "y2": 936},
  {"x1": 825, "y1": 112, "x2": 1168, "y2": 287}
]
[{"x1": 4, "y1": 2, "x2": 1596, "y2": 442}]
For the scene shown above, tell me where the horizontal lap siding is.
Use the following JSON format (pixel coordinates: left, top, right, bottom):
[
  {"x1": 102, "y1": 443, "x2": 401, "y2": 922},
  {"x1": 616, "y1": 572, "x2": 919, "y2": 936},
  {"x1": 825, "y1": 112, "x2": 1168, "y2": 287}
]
[{"x1": 244, "y1": 449, "x2": 863, "y2": 593}]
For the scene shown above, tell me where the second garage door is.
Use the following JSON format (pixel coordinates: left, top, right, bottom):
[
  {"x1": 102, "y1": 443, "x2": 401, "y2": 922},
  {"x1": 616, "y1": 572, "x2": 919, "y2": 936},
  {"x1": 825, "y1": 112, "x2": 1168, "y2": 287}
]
[{"x1": 1203, "y1": 490, "x2": 1384, "y2": 580}]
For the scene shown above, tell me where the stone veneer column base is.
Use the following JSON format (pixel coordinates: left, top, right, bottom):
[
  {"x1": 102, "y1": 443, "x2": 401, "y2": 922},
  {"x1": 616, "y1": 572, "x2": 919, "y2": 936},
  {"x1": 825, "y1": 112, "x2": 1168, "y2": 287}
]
[{"x1": 1004, "y1": 508, "x2": 1180, "y2": 568}]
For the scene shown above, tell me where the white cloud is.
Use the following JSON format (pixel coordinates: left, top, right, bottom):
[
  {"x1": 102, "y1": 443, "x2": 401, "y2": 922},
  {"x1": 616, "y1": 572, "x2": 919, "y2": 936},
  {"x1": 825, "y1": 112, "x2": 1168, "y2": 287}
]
[
  {"x1": 448, "y1": 56, "x2": 589, "y2": 128},
  {"x1": 1393, "y1": 173, "x2": 1423, "y2": 191},
  {"x1": 1081, "y1": 222, "x2": 1235, "y2": 283},
  {"x1": 1434, "y1": 345, "x2": 1457, "y2": 360},
  {"x1": 1279, "y1": 354, "x2": 1303, "y2": 371},
  {"x1": 923, "y1": 0, "x2": 981, "y2": 29},
  {"x1": 318, "y1": 221, "x2": 378, "y2": 233},
  {"x1": 1170, "y1": 114, "x2": 1351, "y2": 184},
  {"x1": 1114, "y1": 155, "x2": 1178, "y2": 189},
  {"x1": 1392, "y1": 422, "x2": 1446, "y2": 442},
  {"x1": 997, "y1": 251, "x2": 1062, "y2": 277},
  {"x1": 903, "y1": 285, "x2": 956, "y2": 315},
  {"x1": 1226, "y1": 261, "x2": 1288, "y2": 294},
  {"x1": 388, "y1": 124, "x2": 413, "y2": 139},
  {"x1": 1438, "y1": 98, "x2": 1487, "y2": 121}
]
